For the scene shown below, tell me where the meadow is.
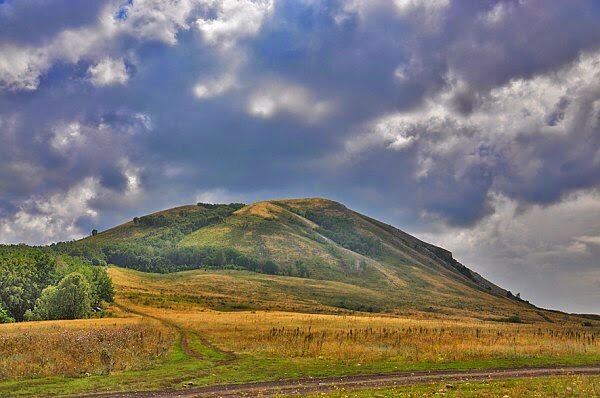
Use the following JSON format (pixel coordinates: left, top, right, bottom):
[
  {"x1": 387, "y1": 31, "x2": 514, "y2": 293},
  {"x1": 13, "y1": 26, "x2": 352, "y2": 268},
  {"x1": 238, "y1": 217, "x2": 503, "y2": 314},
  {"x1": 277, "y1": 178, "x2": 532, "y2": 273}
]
[
  {"x1": 0, "y1": 317, "x2": 175, "y2": 379},
  {"x1": 112, "y1": 265, "x2": 600, "y2": 371},
  {"x1": 165, "y1": 310, "x2": 600, "y2": 363},
  {"x1": 0, "y1": 266, "x2": 598, "y2": 397}
]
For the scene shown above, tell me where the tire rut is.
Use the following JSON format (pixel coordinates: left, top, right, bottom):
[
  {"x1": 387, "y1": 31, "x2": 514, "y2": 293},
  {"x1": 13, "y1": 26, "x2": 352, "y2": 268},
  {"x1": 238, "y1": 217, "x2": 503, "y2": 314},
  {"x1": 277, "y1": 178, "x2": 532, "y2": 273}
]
[
  {"x1": 80, "y1": 365, "x2": 600, "y2": 398},
  {"x1": 112, "y1": 302, "x2": 234, "y2": 363}
]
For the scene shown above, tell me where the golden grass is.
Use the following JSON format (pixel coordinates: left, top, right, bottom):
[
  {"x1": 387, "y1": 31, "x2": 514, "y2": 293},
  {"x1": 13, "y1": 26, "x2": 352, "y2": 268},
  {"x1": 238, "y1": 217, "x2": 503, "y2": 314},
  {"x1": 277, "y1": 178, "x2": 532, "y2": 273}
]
[
  {"x1": 108, "y1": 266, "x2": 586, "y2": 323},
  {"x1": 144, "y1": 308, "x2": 599, "y2": 363},
  {"x1": 100, "y1": 265, "x2": 600, "y2": 388},
  {"x1": 234, "y1": 201, "x2": 283, "y2": 219},
  {"x1": 0, "y1": 317, "x2": 176, "y2": 379}
]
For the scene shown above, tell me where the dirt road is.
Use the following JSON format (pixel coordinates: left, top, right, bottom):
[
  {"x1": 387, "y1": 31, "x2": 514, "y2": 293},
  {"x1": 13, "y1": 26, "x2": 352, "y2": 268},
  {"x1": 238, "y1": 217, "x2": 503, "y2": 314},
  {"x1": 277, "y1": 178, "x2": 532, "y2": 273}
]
[{"x1": 84, "y1": 365, "x2": 600, "y2": 398}]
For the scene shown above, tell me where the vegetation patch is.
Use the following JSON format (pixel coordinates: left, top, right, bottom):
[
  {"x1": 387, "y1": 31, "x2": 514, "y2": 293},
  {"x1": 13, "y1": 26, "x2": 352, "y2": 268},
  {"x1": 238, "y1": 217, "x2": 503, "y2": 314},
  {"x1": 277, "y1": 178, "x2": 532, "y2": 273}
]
[
  {"x1": 0, "y1": 246, "x2": 114, "y2": 322},
  {"x1": 0, "y1": 318, "x2": 175, "y2": 379}
]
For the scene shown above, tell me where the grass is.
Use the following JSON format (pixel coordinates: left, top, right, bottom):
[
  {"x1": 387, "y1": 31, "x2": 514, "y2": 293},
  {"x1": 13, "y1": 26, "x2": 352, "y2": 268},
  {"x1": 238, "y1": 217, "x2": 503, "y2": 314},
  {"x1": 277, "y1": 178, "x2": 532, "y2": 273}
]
[
  {"x1": 300, "y1": 375, "x2": 600, "y2": 397},
  {"x1": 0, "y1": 317, "x2": 176, "y2": 379},
  {"x1": 172, "y1": 310, "x2": 600, "y2": 362},
  {"x1": 0, "y1": 266, "x2": 598, "y2": 397}
]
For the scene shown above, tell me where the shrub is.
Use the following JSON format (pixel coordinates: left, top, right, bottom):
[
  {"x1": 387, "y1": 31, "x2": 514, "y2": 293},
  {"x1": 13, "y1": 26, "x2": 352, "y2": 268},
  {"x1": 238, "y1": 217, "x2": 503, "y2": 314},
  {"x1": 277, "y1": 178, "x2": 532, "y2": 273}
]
[
  {"x1": 506, "y1": 315, "x2": 523, "y2": 323},
  {"x1": 0, "y1": 302, "x2": 14, "y2": 323}
]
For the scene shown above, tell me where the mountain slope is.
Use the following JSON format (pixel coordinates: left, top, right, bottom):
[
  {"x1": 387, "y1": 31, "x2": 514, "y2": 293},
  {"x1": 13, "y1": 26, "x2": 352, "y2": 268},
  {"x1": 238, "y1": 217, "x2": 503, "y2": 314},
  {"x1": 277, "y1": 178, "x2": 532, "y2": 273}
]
[{"x1": 75, "y1": 198, "x2": 538, "y2": 319}]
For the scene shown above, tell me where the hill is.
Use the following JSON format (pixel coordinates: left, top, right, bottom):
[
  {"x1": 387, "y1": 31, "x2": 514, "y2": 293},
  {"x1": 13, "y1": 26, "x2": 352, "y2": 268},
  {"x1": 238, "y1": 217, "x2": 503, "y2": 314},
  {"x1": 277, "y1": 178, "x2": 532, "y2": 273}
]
[
  {"x1": 71, "y1": 198, "x2": 539, "y2": 319},
  {"x1": 2, "y1": 198, "x2": 599, "y2": 397}
]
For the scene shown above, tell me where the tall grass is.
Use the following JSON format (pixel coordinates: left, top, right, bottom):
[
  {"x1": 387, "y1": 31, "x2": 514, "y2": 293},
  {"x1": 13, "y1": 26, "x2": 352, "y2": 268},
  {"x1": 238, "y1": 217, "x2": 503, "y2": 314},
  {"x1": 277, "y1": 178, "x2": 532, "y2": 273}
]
[
  {"x1": 0, "y1": 318, "x2": 175, "y2": 379},
  {"x1": 164, "y1": 310, "x2": 600, "y2": 363}
]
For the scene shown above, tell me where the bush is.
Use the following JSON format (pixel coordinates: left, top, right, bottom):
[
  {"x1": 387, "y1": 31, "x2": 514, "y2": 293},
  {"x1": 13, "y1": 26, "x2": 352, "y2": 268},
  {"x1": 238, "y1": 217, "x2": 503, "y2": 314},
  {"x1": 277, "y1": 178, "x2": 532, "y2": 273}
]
[
  {"x1": 0, "y1": 302, "x2": 14, "y2": 323},
  {"x1": 506, "y1": 315, "x2": 523, "y2": 323}
]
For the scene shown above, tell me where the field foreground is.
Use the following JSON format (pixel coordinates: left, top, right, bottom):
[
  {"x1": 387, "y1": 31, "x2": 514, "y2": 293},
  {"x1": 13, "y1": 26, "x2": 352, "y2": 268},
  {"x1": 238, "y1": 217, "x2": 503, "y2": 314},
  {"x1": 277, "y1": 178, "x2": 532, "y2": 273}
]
[
  {"x1": 0, "y1": 266, "x2": 598, "y2": 397},
  {"x1": 84, "y1": 367, "x2": 600, "y2": 397}
]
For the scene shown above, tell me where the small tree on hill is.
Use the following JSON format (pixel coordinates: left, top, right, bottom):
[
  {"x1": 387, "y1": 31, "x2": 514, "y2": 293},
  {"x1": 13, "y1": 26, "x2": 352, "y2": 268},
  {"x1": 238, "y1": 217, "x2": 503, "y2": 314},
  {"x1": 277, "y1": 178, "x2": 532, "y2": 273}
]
[
  {"x1": 262, "y1": 261, "x2": 279, "y2": 275},
  {"x1": 216, "y1": 250, "x2": 226, "y2": 267}
]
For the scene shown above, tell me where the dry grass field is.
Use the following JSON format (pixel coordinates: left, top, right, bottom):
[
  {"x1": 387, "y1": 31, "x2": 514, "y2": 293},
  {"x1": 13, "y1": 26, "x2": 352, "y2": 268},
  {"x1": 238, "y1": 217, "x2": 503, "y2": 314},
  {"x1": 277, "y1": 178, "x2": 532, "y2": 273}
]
[
  {"x1": 160, "y1": 310, "x2": 600, "y2": 363},
  {"x1": 112, "y1": 266, "x2": 599, "y2": 369},
  {"x1": 1, "y1": 266, "x2": 598, "y2": 398},
  {"x1": 0, "y1": 317, "x2": 176, "y2": 379}
]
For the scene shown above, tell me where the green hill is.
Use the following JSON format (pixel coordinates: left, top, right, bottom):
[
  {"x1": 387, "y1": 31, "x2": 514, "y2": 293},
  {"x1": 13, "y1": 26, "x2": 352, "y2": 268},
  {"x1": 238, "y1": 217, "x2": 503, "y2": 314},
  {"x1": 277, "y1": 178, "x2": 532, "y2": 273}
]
[{"x1": 68, "y1": 198, "x2": 538, "y2": 318}]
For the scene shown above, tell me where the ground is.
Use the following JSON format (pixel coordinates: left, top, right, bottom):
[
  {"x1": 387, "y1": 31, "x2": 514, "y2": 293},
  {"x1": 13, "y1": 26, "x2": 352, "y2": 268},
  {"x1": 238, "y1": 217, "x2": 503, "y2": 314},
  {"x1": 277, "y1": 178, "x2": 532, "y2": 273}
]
[{"x1": 0, "y1": 266, "x2": 598, "y2": 397}]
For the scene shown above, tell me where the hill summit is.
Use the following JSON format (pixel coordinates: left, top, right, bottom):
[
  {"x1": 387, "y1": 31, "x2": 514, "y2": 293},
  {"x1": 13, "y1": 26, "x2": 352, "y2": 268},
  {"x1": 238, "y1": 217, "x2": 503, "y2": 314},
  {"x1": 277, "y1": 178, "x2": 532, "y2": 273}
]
[{"x1": 73, "y1": 198, "x2": 534, "y2": 317}]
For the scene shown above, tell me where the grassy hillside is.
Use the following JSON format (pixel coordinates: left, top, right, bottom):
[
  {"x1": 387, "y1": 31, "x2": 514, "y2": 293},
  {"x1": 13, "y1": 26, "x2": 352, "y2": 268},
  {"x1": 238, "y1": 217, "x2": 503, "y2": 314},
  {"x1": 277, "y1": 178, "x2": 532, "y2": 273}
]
[{"x1": 67, "y1": 197, "x2": 542, "y2": 318}]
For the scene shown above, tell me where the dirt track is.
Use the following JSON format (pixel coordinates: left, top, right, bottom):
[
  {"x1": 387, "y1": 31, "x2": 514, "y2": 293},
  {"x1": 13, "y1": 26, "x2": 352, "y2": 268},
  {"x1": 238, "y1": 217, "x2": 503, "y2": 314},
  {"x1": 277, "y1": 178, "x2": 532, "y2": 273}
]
[{"x1": 84, "y1": 365, "x2": 600, "y2": 398}]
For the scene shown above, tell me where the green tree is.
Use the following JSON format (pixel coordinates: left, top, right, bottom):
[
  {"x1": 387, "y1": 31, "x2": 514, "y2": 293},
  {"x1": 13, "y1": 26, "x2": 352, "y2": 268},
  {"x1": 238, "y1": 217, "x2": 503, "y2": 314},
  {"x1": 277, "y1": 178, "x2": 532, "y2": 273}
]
[
  {"x1": 54, "y1": 273, "x2": 92, "y2": 319},
  {"x1": 28, "y1": 286, "x2": 58, "y2": 321},
  {"x1": 262, "y1": 260, "x2": 279, "y2": 275},
  {"x1": 216, "y1": 250, "x2": 226, "y2": 267},
  {"x1": 31, "y1": 273, "x2": 92, "y2": 320},
  {"x1": 0, "y1": 257, "x2": 41, "y2": 321},
  {"x1": 295, "y1": 260, "x2": 309, "y2": 278},
  {"x1": 89, "y1": 267, "x2": 114, "y2": 306},
  {"x1": 0, "y1": 302, "x2": 14, "y2": 323}
]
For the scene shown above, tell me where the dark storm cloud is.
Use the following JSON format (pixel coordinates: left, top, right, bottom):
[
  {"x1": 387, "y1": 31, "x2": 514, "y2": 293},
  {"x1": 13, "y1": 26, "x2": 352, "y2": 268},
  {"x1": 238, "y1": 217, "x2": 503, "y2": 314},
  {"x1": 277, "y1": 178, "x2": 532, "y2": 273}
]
[
  {"x1": 448, "y1": 1, "x2": 600, "y2": 92},
  {"x1": 1, "y1": 0, "x2": 599, "y2": 226},
  {"x1": 0, "y1": 0, "x2": 599, "y2": 312}
]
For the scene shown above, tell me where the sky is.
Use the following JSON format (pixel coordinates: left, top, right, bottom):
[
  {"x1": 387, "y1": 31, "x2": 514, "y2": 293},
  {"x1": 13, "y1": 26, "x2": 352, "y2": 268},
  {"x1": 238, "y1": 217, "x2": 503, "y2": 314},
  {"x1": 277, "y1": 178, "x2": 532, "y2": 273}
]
[{"x1": 0, "y1": 0, "x2": 598, "y2": 314}]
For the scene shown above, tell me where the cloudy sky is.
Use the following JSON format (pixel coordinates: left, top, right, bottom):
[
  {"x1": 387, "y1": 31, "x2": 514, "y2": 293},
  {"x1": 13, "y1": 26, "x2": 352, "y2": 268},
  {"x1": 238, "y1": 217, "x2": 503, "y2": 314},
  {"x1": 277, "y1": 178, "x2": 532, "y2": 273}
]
[{"x1": 0, "y1": 0, "x2": 599, "y2": 313}]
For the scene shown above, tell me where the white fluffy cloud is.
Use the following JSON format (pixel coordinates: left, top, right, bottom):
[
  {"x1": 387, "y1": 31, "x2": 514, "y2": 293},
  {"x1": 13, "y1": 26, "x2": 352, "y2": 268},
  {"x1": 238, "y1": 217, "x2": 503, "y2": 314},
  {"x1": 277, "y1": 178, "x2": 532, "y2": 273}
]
[
  {"x1": 247, "y1": 81, "x2": 333, "y2": 121},
  {"x1": 88, "y1": 58, "x2": 129, "y2": 86},
  {"x1": 196, "y1": 0, "x2": 274, "y2": 50},
  {"x1": 339, "y1": 0, "x2": 449, "y2": 30},
  {"x1": 195, "y1": 187, "x2": 241, "y2": 204},
  {"x1": 394, "y1": 0, "x2": 450, "y2": 16},
  {"x1": 193, "y1": 72, "x2": 237, "y2": 99},
  {"x1": 0, "y1": 45, "x2": 48, "y2": 90},
  {"x1": 119, "y1": 0, "x2": 199, "y2": 45},
  {"x1": 0, "y1": 154, "x2": 145, "y2": 245},
  {"x1": 50, "y1": 122, "x2": 84, "y2": 153},
  {"x1": 0, "y1": 115, "x2": 153, "y2": 243},
  {"x1": 0, "y1": 0, "x2": 205, "y2": 91},
  {"x1": 49, "y1": 115, "x2": 150, "y2": 156},
  {"x1": 0, "y1": 178, "x2": 100, "y2": 244},
  {"x1": 192, "y1": 0, "x2": 274, "y2": 100},
  {"x1": 0, "y1": 0, "x2": 276, "y2": 96}
]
